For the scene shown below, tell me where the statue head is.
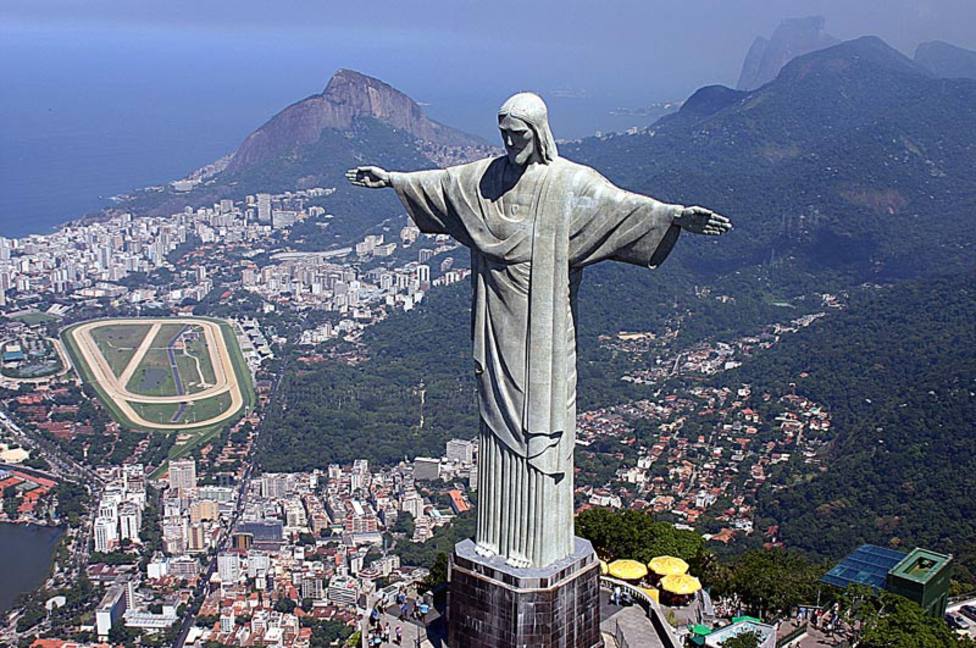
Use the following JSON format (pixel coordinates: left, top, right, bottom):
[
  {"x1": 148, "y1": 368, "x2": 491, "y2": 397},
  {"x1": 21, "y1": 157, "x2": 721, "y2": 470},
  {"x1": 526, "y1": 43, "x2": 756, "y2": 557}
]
[{"x1": 498, "y1": 92, "x2": 558, "y2": 167}]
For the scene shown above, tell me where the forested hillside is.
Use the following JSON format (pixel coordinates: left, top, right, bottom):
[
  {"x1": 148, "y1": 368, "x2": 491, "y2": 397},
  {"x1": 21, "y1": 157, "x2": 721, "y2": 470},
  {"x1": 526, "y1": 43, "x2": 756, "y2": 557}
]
[{"x1": 735, "y1": 274, "x2": 976, "y2": 577}]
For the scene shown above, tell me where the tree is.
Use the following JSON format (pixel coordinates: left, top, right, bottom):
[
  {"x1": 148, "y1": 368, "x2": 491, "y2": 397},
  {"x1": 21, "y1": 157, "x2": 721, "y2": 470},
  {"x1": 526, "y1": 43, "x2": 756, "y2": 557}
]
[
  {"x1": 859, "y1": 592, "x2": 966, "y2": 648},
  {"x1": 392, "y1": 511, "x2": 415, "y2": 536},
  {"x1": 423, "y1": 552, "x2": 449, "y2": 591},
  {"x1": 575, "y1": 508, "x2": 704, "y2": 563},
  {"x1": 715, "y1": 548, "x2": 824, "y2": 618},
  {"x1": 724, "y1": 632, "x2": 760, "y2": 648},
  {"x1": 274, "y1": 597, "x2": 297, "y2": 613}
]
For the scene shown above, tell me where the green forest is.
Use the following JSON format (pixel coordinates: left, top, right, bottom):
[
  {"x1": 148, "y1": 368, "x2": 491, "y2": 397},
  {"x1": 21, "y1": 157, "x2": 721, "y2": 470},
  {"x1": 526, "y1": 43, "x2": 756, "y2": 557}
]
[{"x1": 735, "y1": 273, "x2": 976, "y2": 579}]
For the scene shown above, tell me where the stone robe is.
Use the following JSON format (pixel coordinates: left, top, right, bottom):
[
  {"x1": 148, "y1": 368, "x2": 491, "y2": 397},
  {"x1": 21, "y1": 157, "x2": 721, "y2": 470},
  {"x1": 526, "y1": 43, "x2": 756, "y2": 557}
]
[{"x1": 391, "y1": 155, "x2": 681, "y2": 567}]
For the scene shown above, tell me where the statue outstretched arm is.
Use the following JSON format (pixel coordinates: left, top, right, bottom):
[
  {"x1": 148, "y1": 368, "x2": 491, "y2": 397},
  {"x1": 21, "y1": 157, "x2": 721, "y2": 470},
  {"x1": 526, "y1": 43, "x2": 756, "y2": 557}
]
[
  {"x1": 347, "y1": 163, "x2": 479, "y2": 246},
  {"x1": 568, "y1": 165, "x2": 733, "y2": 269}
]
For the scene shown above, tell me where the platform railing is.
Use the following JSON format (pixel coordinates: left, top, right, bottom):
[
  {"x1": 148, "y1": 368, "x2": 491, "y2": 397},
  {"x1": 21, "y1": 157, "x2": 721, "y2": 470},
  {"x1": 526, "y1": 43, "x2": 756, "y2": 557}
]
[{"x1": 600, "y1": 576, "x2": 682, "y2": 648}]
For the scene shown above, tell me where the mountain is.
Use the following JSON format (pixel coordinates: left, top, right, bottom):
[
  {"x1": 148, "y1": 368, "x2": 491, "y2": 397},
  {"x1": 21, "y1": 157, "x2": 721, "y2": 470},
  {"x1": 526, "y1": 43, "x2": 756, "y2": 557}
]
[
  {"x1": 121, "y1": 69, "x2": 492, "y2": 243},
  {"x1": 914, "y1": 40, "x2": 976, "y2": 80},
  {"x1": 565, "y1": 36, "x2": 973, "y2": 281},
  {"x1": 225, "y1": 68, "x2": 483, "y2": 175},
  {"x1": 736, "y1": 16, "x2": 839, "y2": 91}
]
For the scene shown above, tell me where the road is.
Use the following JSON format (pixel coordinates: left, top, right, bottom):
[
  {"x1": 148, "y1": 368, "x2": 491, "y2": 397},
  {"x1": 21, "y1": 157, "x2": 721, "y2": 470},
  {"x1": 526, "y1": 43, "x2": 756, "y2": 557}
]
[
  {"x1": 171, "y1": 461, "x2": 254, "y2": 648},
  {"x1": 947, "y1": 598, "x2": 976, "y2": 641},
  {"x1": 0, "y1": 409, "x2": 101, "y2": 485},
  {"x1": 171, "y1": 359, "x2": 285, "y2": 647}
]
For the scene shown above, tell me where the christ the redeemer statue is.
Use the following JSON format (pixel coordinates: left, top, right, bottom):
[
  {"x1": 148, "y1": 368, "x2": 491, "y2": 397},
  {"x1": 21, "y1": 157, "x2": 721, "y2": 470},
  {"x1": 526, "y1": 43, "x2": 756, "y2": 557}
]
[{"x1": 347, "y1": 92, "x2": 732, "y2": 569}]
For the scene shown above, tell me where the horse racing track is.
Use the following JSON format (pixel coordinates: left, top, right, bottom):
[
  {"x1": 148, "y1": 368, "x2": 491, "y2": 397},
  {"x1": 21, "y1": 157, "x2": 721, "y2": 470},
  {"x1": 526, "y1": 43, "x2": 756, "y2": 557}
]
[{"x1": 62, "y1": 317, "x2": 250, "y2": 431}]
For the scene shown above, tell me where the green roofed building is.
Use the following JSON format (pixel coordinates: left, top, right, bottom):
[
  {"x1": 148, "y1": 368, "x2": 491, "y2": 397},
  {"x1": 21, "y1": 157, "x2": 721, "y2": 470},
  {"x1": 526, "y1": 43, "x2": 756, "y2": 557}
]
[
  {"x1": 885, "y1": 548, "x2": 953, "y2": 616},
  {"x1": 823, "y1": 544, "x2": 952, "y2": 616}
]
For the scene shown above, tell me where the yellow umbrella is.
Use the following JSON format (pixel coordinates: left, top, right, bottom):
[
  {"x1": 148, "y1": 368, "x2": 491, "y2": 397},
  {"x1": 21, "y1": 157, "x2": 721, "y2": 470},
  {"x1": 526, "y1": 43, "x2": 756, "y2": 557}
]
[
  {"x1": 660, "y1": 573, "x2": 702, "y2": 595},
  {"x1": 607, "y1": 559, "x2": 648, "y2": 581},
  {"x1": 600, "y1": 560, "x2": 609, "y2": 575},
  {"x1": 642, "y1": 587, "x2": 660, "y2": 603},
  {"x1": 648, "y1": 555, "x2": 689, "y2": 577}
]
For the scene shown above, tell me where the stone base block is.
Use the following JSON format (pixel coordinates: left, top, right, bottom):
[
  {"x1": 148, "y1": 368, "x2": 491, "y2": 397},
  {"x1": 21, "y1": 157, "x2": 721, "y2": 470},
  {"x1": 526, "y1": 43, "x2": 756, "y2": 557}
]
[{"x1": 447, "y1": 537, "x2": 603, "y2": 648}]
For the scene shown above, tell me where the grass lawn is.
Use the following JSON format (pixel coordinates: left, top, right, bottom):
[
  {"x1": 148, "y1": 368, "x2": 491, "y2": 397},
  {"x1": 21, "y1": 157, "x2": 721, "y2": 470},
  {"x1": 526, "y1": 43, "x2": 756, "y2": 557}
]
[
  {"x1": 125, "y1": 324, "x2": 215, "y2": 397},
  {"x1": 182, "y1": 331, "x2": 216, "y2": 385},
  {"x1": 128, "y1": 392, "x2": 232, "y2": 426},
  {"x1": 90, "y1": 323, "x2": 153, "y2": 377},
  {"x1": 10, "y1": 311, "x2": 59, "y2": 325},
  {"x1": 129, "y1": 401, "x2": 181, "y2": 424}
]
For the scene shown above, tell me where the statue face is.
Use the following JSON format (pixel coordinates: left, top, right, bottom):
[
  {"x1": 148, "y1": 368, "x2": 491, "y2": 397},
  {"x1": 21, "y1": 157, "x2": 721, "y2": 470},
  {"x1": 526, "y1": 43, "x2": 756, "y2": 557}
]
[{"x1": 498, "y1": 115, "x2": 537, "y2": 166}]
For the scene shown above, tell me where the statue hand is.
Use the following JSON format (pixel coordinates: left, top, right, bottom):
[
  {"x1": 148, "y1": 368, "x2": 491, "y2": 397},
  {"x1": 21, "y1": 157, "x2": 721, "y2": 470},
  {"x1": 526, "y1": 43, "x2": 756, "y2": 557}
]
[
  {"x1": 345, "y1": 166, "x2": 391, "y2": 189},
  {"x1": 675, "y1": 205, "x2": 733, "y2": 236}
]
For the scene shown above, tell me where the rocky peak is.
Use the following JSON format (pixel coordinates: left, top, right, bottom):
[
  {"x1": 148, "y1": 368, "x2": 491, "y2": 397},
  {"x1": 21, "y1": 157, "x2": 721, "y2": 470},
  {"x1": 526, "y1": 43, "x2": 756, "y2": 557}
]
[
  {"x1": 320, "y1": 69, "x2": 432, "y2": 135},
  {"x1": 736, "y1": 16, "x2": 839, "y2": 91},
  {"x1": 226, "y1": 68, "x2": 482, "y2": 175}
]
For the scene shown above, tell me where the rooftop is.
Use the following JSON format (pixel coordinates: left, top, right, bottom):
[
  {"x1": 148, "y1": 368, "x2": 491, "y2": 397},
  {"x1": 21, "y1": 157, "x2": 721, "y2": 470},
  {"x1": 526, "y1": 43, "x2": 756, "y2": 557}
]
[
  {"x1": 888, "y1": 547, "x2": 952, "y2": 583},
  {"x1": 821, "y1": 544, "x2": 906, "y2": 590}
]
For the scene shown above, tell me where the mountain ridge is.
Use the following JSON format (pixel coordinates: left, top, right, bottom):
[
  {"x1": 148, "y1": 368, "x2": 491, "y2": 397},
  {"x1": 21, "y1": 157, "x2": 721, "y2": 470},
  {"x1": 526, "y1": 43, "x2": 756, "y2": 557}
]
[
  {"x1": 914, "y1": 40, "x2": 976, "y2": 80},
  {"x1": 225, "y1": 68, "x2": 484, "y2": 175}
]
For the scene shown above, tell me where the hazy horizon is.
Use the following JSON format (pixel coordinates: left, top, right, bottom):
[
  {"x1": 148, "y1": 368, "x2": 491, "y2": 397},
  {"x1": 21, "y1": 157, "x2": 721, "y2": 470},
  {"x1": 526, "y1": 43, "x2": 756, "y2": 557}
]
[{"x1": 2, "y1": 0, "x2": 975, "y2": 237}]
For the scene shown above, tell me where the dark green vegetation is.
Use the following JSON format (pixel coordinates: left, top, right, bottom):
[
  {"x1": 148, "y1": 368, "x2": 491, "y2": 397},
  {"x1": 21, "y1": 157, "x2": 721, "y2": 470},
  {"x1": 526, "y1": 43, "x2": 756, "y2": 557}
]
[
  {"x1": 90, "y1": 323, "x2": 152, "y2": 377},
  {"x1": 740, "y1": 273, "x2": 976, "y2": 579},
  {"x1": 575, "y1": 508, "x2": 705, "y2": 565},
  {"x1": 258, "y1": 287, "x2": 475, "y2": 470},
  {"x1": 840, "y1": 586, "x2": 974, "y2": 648}
]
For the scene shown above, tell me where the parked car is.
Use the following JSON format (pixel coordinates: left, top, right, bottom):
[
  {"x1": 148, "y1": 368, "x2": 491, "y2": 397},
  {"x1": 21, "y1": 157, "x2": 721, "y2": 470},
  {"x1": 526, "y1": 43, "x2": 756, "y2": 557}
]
[
  {"x1": 960, "y1": 605, "x2": 976, "y2": 622},
  {"x1": 946, "y1": 613, "x2": 971, "y2": 631}
]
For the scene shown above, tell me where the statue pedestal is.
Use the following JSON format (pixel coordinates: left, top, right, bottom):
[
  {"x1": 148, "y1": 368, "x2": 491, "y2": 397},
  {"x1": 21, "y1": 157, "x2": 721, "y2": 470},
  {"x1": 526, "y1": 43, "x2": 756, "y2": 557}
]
[{"x1": 448, "y1": 537, "x2": 603, "y2": 648}]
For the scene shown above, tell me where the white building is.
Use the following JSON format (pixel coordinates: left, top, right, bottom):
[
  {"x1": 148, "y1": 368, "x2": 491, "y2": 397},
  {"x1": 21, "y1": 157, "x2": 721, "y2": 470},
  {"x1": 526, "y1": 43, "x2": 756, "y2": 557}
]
[
  {"x1": 446, "y1": 438, "x2": 475, "y2": 464},
  {"x1": 168, "y1": 458, "x2": 197, "y2": 492},
  {"x1": 95, "y1": 585, "x2": 127, "y2": 640},
  {"x1": 217, "y1": 552, "x2": 241, "y2": 584},
  {"x1": 119, "y1": 502, "x2": 142, "y2": 542},
  {"x1": 220, "y1": 608, "x2": 236, "y2": 633},
  {"x1": 257, "y1": 193, "x2": 272, "y2": 223},
  {"x1": 94, "y1": 516, "x2": 118, "y2": 553}
]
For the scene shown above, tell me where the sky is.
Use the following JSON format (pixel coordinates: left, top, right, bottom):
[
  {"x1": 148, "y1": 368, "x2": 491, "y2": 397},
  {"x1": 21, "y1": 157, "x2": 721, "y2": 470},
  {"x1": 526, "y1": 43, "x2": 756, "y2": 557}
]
[
  {"x1": 5, "y1": 0, "x2": 976, "y2": 137},
  {"x1": 1, "y1": 0, "x2": 975, "y2": 235}
]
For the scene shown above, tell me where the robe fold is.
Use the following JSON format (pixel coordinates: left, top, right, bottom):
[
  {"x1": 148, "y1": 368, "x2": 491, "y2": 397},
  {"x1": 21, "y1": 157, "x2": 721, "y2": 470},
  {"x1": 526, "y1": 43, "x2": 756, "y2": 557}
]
[{"x1": 391, "y1": 155, "x2": 681, "y2": 566}]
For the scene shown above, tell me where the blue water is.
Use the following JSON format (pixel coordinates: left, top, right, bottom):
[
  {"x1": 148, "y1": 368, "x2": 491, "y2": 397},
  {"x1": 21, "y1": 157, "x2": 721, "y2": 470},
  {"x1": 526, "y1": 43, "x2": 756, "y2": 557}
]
[
  {"x1": 0, "y1": 523, "x2": 63, "y2": 613},
  {"x1": 0, "y1": 22, "x2": 677, "y2": 238}
]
